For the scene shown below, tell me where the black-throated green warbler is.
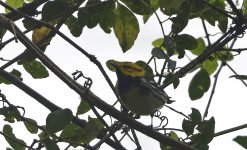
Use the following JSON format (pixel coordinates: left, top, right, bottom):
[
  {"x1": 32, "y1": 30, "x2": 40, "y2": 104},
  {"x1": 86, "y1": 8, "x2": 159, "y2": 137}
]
[{"x1": 108, "y1": 60, "x2": 172, "y2": 116}]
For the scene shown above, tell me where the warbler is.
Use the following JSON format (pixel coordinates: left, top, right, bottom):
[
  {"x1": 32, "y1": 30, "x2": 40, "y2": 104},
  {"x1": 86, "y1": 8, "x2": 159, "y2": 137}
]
[{"x1": 109, "y1": 61, "x2": 172, "y2": 116}]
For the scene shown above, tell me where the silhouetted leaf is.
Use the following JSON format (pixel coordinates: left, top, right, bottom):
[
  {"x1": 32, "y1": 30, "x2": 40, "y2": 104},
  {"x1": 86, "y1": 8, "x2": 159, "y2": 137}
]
[
  {"x1": 46, "y1": 108, "x2": 73, "y2": 134},
  {"x1": 120, "y1": 0, "x2": 152, "y2": 15},
  {"x1": 160, "y1": 0, "x2": 185, "y2": 15},
  {"x1": 174, "y1": 34, "x2": 198, "y2": 50},
  {"x1": 42, "y1": 1, "x2": 70, "y2": 21},
  {"x1": 182, "y1": 119, "x2": 195, "y2": 136},
  {"x1": 189, "y1": 68, "x2": 210, "y2": 100},
  {"x1": 151, "y1": 47, "x2": 167, "y2": 59},
  {"x1": 189, "y1": 108, "x2": 202, "y2": 125},
  {"x1": 3, "y1": 124, "x2": 26, "y2": 150},
  {"x1": 234, "y1": 136, "x2": 247, "y2": 149},
  {"x1": 196, "y1": 117, "x2": 215, "y2": 144},
  {"x1": 65, "y1": 16, "x2": 83, "y2": 37}
]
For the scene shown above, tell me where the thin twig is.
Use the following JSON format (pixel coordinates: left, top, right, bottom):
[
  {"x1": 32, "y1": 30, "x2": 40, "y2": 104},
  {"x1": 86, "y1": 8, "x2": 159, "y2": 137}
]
[
  {"x1": 131, "y1": 129, "x2": 142, "y2": 150},
  {"x1": 214, "y1": 123, "x2": 247, "y2": 137},
  {"x1": 203, "y1": 62, "x2": 224, "y2": 119},
  {"x1": 225, "y1": 62, "x2": 247, "y2": 87},
  {"x1": 164, "y1": 104, "x2": 190, "y2": 120}
]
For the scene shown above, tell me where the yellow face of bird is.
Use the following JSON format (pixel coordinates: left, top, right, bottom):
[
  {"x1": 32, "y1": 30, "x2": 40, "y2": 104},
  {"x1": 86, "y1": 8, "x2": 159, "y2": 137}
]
[{"x1": 112, "y1": 61, "x2": 145, "y2": 77}]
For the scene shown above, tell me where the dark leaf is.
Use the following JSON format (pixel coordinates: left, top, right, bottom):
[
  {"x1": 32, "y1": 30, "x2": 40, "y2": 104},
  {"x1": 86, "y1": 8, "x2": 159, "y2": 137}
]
[
  {"x1": 3, "y1": 124, "x2": 26, "y2": 150},
  {"x1": 151, "y1": 47, "x2": 167, "y2": 59},
  {"x1": 65, "y1": 16, "x2": 83, "y2": 37},
  {"x1": 41, "y1": 137, "x2": 60, "y2": 150},
  {"x1": 76, "y1": 99, "x2": 91, "y2": 115},
  {"x1": 120, "y1": 0, "x2": 152, "y2": 15},
  {"x1": 189, "y1": 68, "x2": 211, "y2": 100},
  {"x1": 46, "y1": 108, "x2": 73, "y2": 134},
  {"x1": 182, "y1": 119, "x2": 195, "y2": 136},
  {"x1": 174, "y1": 34, "x2": 198, "y2": 50},
  {"x1": 233, "y1": 136, "x2": 247, "y2": 149},
  {"x1": 160, "y1": 0, "x2": 185, "y2": 15},
  {"x1": 189, "y1": 108, "x2": 202, "y2": 125},
  {"x1": 196, "y1": 117, "x2": 215, "y2": 144},
  {"x1": 99, "y1": 1, "x2": 116, "y2": 33},
  {"x1": 42, "y1": 1, "x2": 70, "y2": 22}
]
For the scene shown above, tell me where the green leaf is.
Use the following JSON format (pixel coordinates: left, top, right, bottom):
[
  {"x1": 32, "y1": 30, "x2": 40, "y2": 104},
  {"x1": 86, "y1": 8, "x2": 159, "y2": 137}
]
[
  {"x1": 40, "y1": 137, "x2": 60, "y2": 150},
  {"x1": 46, "y1": 108, "x2": 73, "y2": 134},
  {"x1": 151, "y1": 47, "x2": 167, "y2": 59},
  {"x1": 99, "y1": 1, "x2": 116, "y2": 33},
  {"x1": 182, "y1": 119, "x2": 195, "y2": 136},
  {"x1": 218, "y1": 13, "x2": 228, "y2": 33},
  {"x1": 163, "y1": 73, "x2": 180, "y2": 89},
  {"x1": 230, "y1": 75, "x2": 247, "y2": 80},
  {"x1": 196, "y1": 117, "x2": 215, "y2": 144},
  {"x1": 215, "y1": 51, "x2": 234, "y2": 61},
  {"x1": 191, "y1": 38, "x2": 206, "y2": 56},
  {"x1": 203, "y1": 59, "x2": 218, "y2": 75},
  {"x1": 113, "y1": 3, "x2": 140, "y2": 52},
  {"x1": 233, "y1": 136, "x2": 247, "y2": 149},
  {"x1": 5, "y1": 0, "x2": 24, "y2": 14},
  {"x1": 171, "y1": 16, "x2": 188, "y2": 34},
  {"x1": 189, "y1": 108, "x2": 202, "y2": 125},
  {"x1": 0, "y1": 69, "x2": 22, "y2": 85},
  {"x1": 160, "y1": 0, "x2": 185, "y2": 15},
  {"x1": 23, "y1": 118, "x2": 38, "y2": 134},
  {"x1": 60, "y1": 117, "x2": 104, "y2": 145},
  {"x1": 78, "y1": 0, "x2": 107, "y2": 29},
  {"x1": 202, "y1": 0, "x2": 226, "y2": 30},
  {"x1": 65, "y1": 16, "x2": 83, "y2": 37},
  {"x1": 23, "y1": 60, "x2": 49, "y2": 79},
  {"x1": 76, "y1": 100, "x2": 91, "y2": 115},
  {"x1": 174, "y1": 34, "x2": 198, "y2": 50},
  {"x1": 189, "y1": 68, "x2": 211, "y2": 100},
  {"x1": 3, "y1": 124, "x2": 26, "y2": 150},
  {"x1": 160, "y1": 131, "x2": 179, "y2": 150},
  {"x1": 120, "y1": 0, "x2": 152, "y2": 15},
  {"x1": 152, "y1": 38, "x2": 165, "y2": 50},
  {"x1": 42, "y1": 1, "x2": 70, "y2": 22},
  {"x1": 243, "y1": 0, "x2": 247, "y2": 15}
]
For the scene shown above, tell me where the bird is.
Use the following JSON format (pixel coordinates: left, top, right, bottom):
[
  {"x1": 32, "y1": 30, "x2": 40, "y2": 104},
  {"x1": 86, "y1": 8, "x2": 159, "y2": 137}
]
[{"x1": 109, "y1": 60, "x2": 172, "y2": 116}]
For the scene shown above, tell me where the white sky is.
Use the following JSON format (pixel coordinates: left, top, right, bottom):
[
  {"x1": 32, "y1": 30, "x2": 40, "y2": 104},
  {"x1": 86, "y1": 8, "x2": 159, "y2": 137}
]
[{"x1": 1, "y1": 5, "x2": 247, "y2": 150}]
